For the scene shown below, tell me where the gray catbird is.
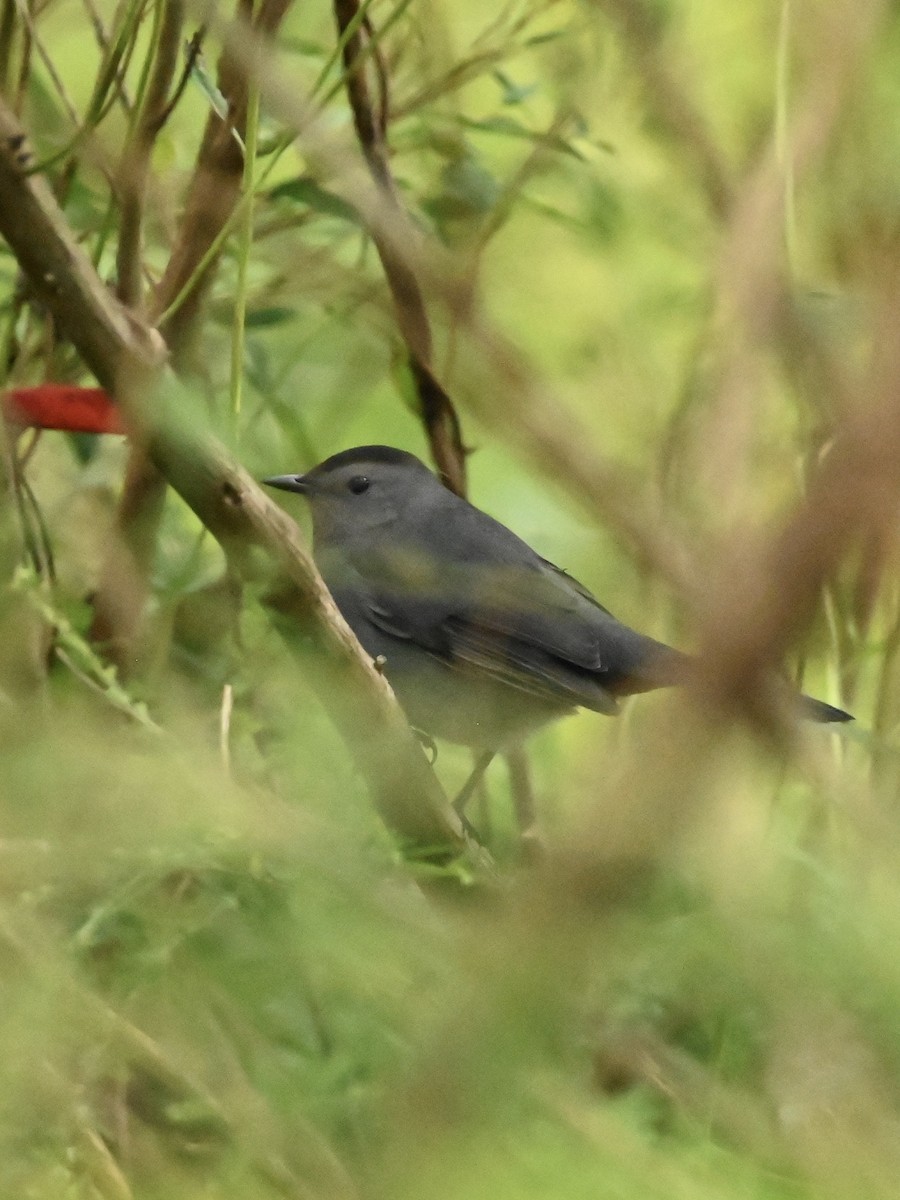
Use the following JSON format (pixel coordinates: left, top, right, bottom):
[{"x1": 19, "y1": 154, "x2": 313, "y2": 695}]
[{"x1": 265, "y1": 446, "x2": 851, "y2": 808}]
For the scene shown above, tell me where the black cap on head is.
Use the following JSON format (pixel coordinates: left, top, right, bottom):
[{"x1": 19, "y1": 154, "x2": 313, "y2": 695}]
[
  {"x1": 311, "y1": 445, "x2": 427, "y2": 475},
  {"x1": 263, "y1": 446, "x2": 430, "y2": 494}
]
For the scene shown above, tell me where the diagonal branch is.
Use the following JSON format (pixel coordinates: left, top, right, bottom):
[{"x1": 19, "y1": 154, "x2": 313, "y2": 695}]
[{"x1": 0, "y1": 96, "x2": 467, "y2": 856}]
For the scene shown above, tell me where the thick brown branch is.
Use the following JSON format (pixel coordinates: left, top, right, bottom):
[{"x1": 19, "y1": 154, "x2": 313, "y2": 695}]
[{"x1": 0, "y1": 96, "x2": 465, "y2": 856}]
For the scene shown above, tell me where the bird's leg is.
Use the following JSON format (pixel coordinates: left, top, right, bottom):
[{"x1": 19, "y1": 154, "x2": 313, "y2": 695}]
[
  {"x1": 506, "y1": 747, "x2": 542, "y2": 860},
  {"x1": 452, "y1": 750, "x2": 495, "y2": 818},
  {"x1": 412, "y1": 729, "x2": 438, "y2": 765}
]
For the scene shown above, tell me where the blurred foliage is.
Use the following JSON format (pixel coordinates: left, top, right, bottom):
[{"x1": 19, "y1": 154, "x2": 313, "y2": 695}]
[{"x1": 1, "y1": 0, "x2": 900, "y2": 1197}]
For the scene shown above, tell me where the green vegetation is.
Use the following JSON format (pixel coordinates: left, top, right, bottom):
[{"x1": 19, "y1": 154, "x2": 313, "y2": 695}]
[{"x1": 0, "y1": 1, "x2": 898, "y2": 1197}]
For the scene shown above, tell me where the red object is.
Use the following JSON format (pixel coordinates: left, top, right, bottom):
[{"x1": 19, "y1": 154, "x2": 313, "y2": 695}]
[{"x1": 4, "y1": 384, "x2": 124, "y2": 434}]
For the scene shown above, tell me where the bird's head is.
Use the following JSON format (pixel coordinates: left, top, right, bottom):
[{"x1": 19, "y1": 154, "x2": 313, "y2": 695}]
[{"x1": 263, "y1": 445, "x2": 440, "y2": 545}]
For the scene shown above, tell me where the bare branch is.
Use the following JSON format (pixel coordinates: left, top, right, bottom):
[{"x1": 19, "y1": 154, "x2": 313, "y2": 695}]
[
  {"x1": 334, "y1": 0, "x2": 467, "y2": 495},
  {"x1": 116, "y1": 0, "x2": 185, "y2": 309},
  {"x1": 0, "y1": 95, "x2": 467, "y2": 855},
  {"x1": 0, "y1": 0, "x2": 16, "y2": 96}
]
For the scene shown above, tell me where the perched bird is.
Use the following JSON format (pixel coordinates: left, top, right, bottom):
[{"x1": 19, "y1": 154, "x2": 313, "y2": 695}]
[{"x1": 264, "y1": 446, "x2": 851, "y2": 809}]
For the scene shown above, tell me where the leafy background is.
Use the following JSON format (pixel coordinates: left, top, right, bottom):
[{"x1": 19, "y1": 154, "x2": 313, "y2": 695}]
[{"x1": 1, "y1": 0, "x2": 898, "y2": 1197}]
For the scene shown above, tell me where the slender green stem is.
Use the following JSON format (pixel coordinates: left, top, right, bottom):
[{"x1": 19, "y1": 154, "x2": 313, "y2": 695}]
[
  {"x1": 90, "y1": 192, "x2": 119, "y2": 269},
  {"x1": 84, "y1": 0, "x2": 148, "y2": 127},
  {"x1": 229, "y1": 81, "x2": 260, "y2": 444},
  {"x1": 775, "y1": 0, "x2": 797, "y2": 273},
  {"x1": 13, "y1": 565, "x2": 162, "y2": 730},
  {"x1": 155, "y1": 128, "x2": 295, "y2": 328}
]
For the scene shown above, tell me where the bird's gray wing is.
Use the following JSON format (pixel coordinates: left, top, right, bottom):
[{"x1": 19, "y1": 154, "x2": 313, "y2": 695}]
[{"x1": 342, "y1": 532, "x2": 680, "y2": 714}]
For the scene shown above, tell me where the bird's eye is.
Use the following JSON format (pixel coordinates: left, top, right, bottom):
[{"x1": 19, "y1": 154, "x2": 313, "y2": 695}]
[{"x1": 348, "y1": 475, "x2": 370, "y2": 495}]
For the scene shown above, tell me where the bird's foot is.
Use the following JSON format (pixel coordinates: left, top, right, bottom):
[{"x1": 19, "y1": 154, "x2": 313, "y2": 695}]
[
  {"x1": 413, "y1": 729, "x2": 438, "y2": 764},
  {"x1": 451, "y1": 750, "x2": 495, "y2": 817}
]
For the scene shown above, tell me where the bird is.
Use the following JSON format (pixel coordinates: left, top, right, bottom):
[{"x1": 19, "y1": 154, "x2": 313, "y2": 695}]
[{"x1": 264, "y1": 445, "x2": 852, "y2": 814}]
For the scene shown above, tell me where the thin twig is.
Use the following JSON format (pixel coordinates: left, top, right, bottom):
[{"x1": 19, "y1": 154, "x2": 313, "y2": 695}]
[
  {"x1": 228, "y1": 77, "x2": 259, "y2": 440},
  {"x1": 219, "y1": 681, "x2": 234, "y2": 775},
  {"x1": 13, "y1": 0, "x2": 81, "y2": 128},
  {"x1": 149, "y1": 25, "x2": 205, "y2": 134},
  {"x1": 82, "y1": 0, "x2": 134, "y2": 114},
  {"x1": 12, "y1": 6, "x2": 29, "y2": 113},
  {"x1": 116, "y1": 0, "x2": 185, "y2": 309},
  {"x1": 0, "y1": 0, "x2": 16, "y2": 95},
  {"x1": 333, "y1": 0, "x2": 467, "y2": 495}
]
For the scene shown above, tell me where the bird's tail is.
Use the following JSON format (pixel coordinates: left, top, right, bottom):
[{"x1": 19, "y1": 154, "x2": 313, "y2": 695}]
[
  {"x1": 622, "y1": 642, "x2": 853, "y2": 724},
  {"x1": 797, "y1": 693, "x2": 853, "y2": 723}
]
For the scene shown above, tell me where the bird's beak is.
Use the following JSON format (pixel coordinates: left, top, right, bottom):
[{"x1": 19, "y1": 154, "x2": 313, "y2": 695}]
[{"x1": 262, "y1": 473, "x2": 311, "y2": 494}]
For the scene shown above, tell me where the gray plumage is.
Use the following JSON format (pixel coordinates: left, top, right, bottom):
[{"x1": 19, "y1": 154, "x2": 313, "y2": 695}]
[{"x1": 264, "y1": 445, "x2": 851, "y2": 750}]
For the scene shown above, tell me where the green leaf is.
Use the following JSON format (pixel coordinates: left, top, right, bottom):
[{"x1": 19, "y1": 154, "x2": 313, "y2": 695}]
[
  {"x1": 584, "y1": 178, "x2": 625, "y2": 244},
  {"x1": 522, "y1": 29, "x2": 569, "y2": 47},
  {"x1": 459, "y1": 115, "x2": 587, "y2": 160},
  {"x1": 190, "y1": 54, "x2": 229, "y2": 121},
  {"x1": 279, "y1": 36, "x2": 329, "y2": 57},
  {"x1": 268, "y1": 177, "x2": 359, "y2": 222},
  {"x1": 493, "y1": 70, "x2": 539, "y2": 107},
  {"x1": 424, "y1": 155, "x2": 500, "y2": 223},
  {"x1": 244, "y1": 306, "x2": 296, "y2": 329}
]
